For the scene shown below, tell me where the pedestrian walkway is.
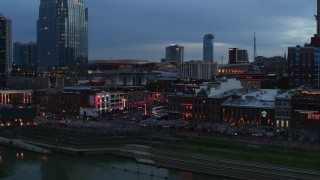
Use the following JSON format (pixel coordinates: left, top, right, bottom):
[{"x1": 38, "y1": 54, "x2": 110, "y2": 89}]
[{"x1": 0, "y1": 136, "x2": 52, "y2": 154}]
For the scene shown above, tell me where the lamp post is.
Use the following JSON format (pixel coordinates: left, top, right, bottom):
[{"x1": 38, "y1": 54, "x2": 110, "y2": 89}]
[{"x1": 317, "y1": 55, "x2": 320, "y2": 88}]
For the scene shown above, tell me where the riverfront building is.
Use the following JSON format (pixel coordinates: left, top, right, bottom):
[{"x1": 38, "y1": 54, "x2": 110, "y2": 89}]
[
  {"x1": 221, "y1": 89, "x2": 277, "y2": 135},
  {"x1": 37, "y1": 0, "x2": 88, "y2": 77},
  {"x1": 291, "y1": 90, "x2": 320, "y2": 137},
  {"x1": 168, "y1": 79, "x2": 242, "y2": 124},
  {"x1": 274, "y1": 91, "x2": 292, "y2": 136}
]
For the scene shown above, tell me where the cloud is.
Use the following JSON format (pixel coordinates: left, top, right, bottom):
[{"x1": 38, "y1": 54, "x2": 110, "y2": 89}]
[{"x1": 1, "y1": 0, "x2": 317, "y2": 62}]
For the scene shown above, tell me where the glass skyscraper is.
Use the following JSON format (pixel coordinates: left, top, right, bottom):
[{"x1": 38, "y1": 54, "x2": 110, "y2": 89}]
[
  {"x1": 37, "y1": 0, "x2": 88, "y2": 77},
  {"x1": 203, "y1": 34, "x2": 214, "y2": 63},
  {"x1": 0, "y1": 13, "x2": 12, "y2": 86}
]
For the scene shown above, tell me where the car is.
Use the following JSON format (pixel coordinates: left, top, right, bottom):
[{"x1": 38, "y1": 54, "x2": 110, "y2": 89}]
[
  {"x1": 227, "y1": 132, "x2": 238, "y2": 136},
  {"x1": 252, "y1": 133, "x2": 263, "y2": 137},
  {"x1": 139, "y1": 123, "x2": 147, "y2": 127}
]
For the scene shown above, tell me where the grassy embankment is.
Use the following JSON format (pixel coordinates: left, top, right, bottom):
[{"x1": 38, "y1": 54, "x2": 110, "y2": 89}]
[{"x1": 157, "y1": 137, "x2": 320, "y2": 170}]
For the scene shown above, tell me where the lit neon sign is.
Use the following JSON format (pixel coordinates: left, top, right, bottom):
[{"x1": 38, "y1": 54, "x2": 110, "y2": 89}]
[
  {"x1": 181, "y1": 103, "x2": 193, "y2": 106},
  {"x1": 308, "y1": 114, "x2": 320, "y2": 120},
  {"x1": 261, "y1": 111, "x2": 267, "y2": 118}
]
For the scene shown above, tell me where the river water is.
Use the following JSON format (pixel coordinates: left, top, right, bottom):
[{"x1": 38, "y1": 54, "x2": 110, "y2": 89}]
[{"x1": 0, "y1": 146, "x2": 230, "y2": 180}]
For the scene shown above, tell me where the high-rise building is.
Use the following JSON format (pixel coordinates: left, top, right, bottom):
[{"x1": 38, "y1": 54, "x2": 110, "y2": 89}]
[
  {"x1": 287, "y1": 46, "x2": 320, "y2": 88},
  {"x1": 165, "y1": 44, "x2": 184, "y2": 63},
  {"x1": 203, "y1": 34, "x2": 214, "y2": 63},
  {"x1": 37, "y1": 0, "x2": 88, "y2": 77},
  {"x1": 13, "y1": 42, "x2": 37, "y2": 73},
  {"x1": 228, "y1": 48, "x2": 248, "y2": 64},
  {"x1": 0, "y1": 13, "x2": 12, "y2": 86},
  {"x1": 288, "y1": 0, "x2": 320, "y2": 88}
]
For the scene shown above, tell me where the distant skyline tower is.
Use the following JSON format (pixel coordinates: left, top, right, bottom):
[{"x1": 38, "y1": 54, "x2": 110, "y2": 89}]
[
  {"x1": 165, "y1": 44, "x2": 184, "y2": 63},
  {"x1": 203, "y1": 34, "x2": 214, "y2": 63},
  {"x1": 37, "y1": 0, "x2": 88, "y2": 77},
  {"x1": 0, "y1": 13, "x2": 12, "y2": 86}
]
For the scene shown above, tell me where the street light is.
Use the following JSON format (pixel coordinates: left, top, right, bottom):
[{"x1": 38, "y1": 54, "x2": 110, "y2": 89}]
[{"x1": 317, "y1": 55, "x2": 320, "y2": 88}]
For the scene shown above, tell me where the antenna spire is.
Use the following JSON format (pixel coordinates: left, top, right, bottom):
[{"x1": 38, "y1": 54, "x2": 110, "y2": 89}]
[{"x1": 254, "y1": 32, "x2": 257, "y2": 62}]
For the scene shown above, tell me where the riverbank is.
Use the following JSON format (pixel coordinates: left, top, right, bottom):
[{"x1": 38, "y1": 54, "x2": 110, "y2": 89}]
[
  {"x1": 1, "y1": 126, "x2": 320, "y2": 179},
  {"x1": 3, "y1": 137, "x2": 319, "y2": 180}
]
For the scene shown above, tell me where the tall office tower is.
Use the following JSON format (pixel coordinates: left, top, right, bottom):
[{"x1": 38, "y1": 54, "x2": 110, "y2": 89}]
[
  {"x1": 228, "y1": 48, "x2": 248, "y2": 64},
  {"x1": 203, "y1": 34, "x2": 214, "y2": 63},
  {"x1": 37, "y1": 0, "x2": 88, "y2": 77},
  {"x1": 0, "y1": 13, "x2": 12, "y2": 86},
  {"x1": 14, "y1": 42, "x2": 37, "y2": 73},
  {"x1": 165, "y1": 44, "x2": 184, "y2": 63}
]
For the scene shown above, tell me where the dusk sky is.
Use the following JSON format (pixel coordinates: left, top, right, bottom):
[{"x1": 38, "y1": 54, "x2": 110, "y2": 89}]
[{"x1": 1, "y1": 0, "x2": 317, "y2": 63}]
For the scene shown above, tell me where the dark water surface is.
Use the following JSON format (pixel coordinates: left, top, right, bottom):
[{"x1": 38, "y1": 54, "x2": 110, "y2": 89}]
[{"x1": 0, "y1": 146, "x2": 231, "y2": 180}]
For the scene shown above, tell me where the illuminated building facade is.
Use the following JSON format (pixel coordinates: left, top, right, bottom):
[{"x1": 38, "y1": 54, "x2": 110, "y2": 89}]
[
  {"x1": 43, "y1": 86, "x2": 149, "y2": 116},
  {"x1": 218, "y1": 64, "x2": 251, "y2": 75},
  {"x1": 274, "y1": 91, "x2": 291, "y2": 136},
  {"x1": 0, "y1": 90, "x2": 33, "y2": 108},
  {"x1": 168, "y1": 79, "x2": 243, "y2": 124},
  {"x1": 124, "y1": 91, "x2": 150, "y2": 109},
  {"x1": 168, "y1": 95, "x2": 228, "y2": 125},
  {"x1": 221, "y1": 89, "x2": 277, "y2": 134},
  {"x1": 37, "y1": 0, "x2": 88, "y2": 77},
  {"x1": 291, "y1": 90, "x2": 320, "y2": 136}
]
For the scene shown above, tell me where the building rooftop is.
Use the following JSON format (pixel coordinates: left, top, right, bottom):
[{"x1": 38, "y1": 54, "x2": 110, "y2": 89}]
[{"x1": 222, "y1": 89, "x2": 278, "y2": 109}]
